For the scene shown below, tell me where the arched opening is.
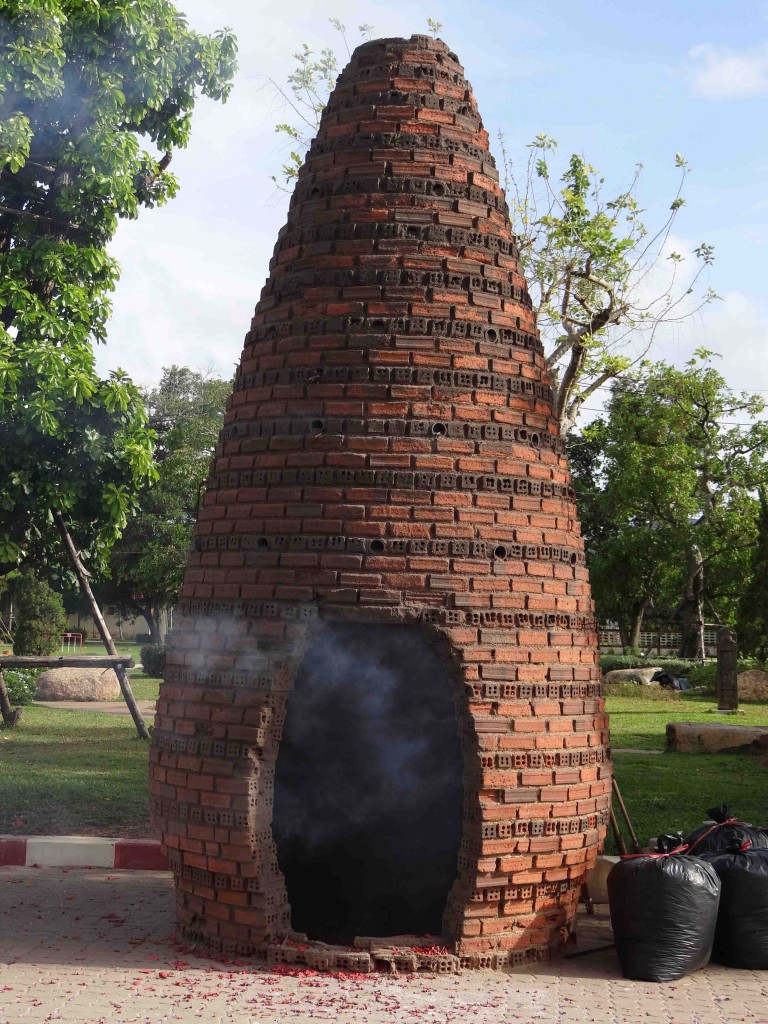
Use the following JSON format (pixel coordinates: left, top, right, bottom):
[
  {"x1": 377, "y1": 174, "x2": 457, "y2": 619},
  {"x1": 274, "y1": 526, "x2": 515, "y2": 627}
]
[{"x1": 272, "y1": 623, "x2": 464, "y2": 945}]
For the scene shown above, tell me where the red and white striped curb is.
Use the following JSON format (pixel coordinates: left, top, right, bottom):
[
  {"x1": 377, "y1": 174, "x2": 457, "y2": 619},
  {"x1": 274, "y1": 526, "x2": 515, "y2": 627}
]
[
  {"x1": 0, "y1": 838, "x2": 615, "y2": 899},
  {"x1": 0, "y1": 836, "x2": 167, "y2": 870}
]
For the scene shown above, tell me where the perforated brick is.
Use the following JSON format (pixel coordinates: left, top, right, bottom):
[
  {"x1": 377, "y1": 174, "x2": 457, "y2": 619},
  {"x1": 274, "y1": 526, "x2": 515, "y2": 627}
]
[{"x1": 150, "y1": 33, "x2": 612, "y2": 969}]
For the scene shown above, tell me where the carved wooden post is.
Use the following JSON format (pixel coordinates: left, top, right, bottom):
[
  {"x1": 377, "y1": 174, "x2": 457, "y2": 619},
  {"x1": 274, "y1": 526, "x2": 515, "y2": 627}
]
[{"x1": 716, "y1": 626, "x2": 738, "y2": 712}]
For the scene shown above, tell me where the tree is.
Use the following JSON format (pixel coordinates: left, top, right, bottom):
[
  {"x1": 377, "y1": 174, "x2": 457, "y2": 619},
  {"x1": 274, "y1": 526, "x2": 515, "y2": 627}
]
[
  {"x1": 103, "y1": 367, "x2": 230, "y2": 644},
  {"x1": 502, "y1": 139, "x2": 716, "y2": 432},
  {"x1": 567, "y1": 422, "x2": 681, "y2": 652},
  {"x1": 573, "y1": 353, "x2": 768, "y2": 658},
  {"x1": 268, "y1": 21, "x2": 716, "y2": 434},
  {"x1": 11, "y1": 571, "x2": 66, "y2": 656},
  {"x1": 737, "y1": 488, "x2": 768, "y2": 660},
  {"x1": 0, "y1": 0, "x2": 237, "y2": 571},
  {"x1": 1, "y1": 1, "x2": 236, "y2": 736}
]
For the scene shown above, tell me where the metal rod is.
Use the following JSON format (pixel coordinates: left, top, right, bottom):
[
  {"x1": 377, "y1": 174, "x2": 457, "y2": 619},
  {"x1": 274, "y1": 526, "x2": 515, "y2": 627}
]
[
  {"x1": 613, "y1": 778, "x2": 641, "y2": 853},
  {"x1": 610, "y1": 804, "x2": 628, "y2": 856}
]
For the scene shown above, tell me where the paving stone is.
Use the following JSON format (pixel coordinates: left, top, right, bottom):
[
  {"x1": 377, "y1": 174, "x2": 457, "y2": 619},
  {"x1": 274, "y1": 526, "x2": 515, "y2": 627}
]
[{"x1": 1, "y1": 868, "x2": 766, "y2": 1023}]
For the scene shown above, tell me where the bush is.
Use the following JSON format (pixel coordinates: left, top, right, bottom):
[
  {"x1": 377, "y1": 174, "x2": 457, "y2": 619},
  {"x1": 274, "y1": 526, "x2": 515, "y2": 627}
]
[
  {"x1": 2, "y1": 668, "x2": 39, "y2": 705},
  {"x1": 600, "y1": 655, "x2": 716, "y2": 678},
  {"x1": 140, "y1": 644, "x2": 165, "y2": 678},
  {"x1": 685, "y1": 659, "x2": 762, "y2": 690},
  {"x1": 602, "y1": 680, "x2": 683, "y2": 700},
  {"x1": 12, "y1": 573, "x2": 67, "y2": 655},
  {"x1": 600, "y1": 655, "x2": 650, "y2": 672}
]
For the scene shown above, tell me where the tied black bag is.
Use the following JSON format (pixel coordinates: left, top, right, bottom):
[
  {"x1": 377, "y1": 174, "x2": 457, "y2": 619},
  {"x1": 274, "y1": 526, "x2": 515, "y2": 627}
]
[
  {"x1": 608, "y1": 849, "x2": 720, "y2": 982},
  {"x1": 683, "y1": 805, "x2": 768, "y2": 855},
  {"x1": 701, "y1": 845, "x2": 768, "y2": 969}
]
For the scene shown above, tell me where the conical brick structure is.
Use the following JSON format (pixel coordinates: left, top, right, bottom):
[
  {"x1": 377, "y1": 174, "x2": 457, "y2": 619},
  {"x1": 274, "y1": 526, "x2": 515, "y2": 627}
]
[{"x1": 150, "y1": 34, "x2": 612, "y2": 971}]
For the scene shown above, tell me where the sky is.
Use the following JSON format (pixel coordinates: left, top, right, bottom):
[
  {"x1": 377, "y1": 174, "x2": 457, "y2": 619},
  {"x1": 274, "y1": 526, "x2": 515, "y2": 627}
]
[{"x1": 101, "y1": 0, "x2": 768, "y2": 414}]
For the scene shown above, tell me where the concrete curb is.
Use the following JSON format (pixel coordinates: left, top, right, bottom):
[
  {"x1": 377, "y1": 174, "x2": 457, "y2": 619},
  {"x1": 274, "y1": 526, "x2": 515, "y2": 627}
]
[
  {"x1": 0, "y1": 835, "x2": 167, "y2": 870},
  {"x1": 586, "y1": 854, "x2": 619, "y2": 903},
  {"x1": 1, "y1": 838, "x2": 621, "y2": 895}
]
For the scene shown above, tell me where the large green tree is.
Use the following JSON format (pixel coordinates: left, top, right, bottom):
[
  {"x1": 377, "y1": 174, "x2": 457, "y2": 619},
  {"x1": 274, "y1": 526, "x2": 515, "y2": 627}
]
[
  {"x1": 1, "y1": 1, "x2": 236, "y2": 735},
  {"x1": 0, "y1": 0, "x2": 237, "y2": 570},
  {"x1": 737, "y1": 488, "x2": 768, "y2": 660},
  {"x1": 573, "y1": 353, "x2": 768, "y2": 658},
  {"x1": 103, "y1": 366, "x2": 230, "y2": 643}
]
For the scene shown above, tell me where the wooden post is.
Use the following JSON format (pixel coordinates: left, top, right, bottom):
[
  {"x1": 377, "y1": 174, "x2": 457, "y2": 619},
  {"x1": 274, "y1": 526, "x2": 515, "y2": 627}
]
[
  {"x1": 716, "y1": 626, "x2": 739, "y2": 712},
  {"x1": 53, "y1": 510, "x2": 149, "y2": 740},
  {"x1": 0, "y1": 656, "x2": 134, "y2": 669}
]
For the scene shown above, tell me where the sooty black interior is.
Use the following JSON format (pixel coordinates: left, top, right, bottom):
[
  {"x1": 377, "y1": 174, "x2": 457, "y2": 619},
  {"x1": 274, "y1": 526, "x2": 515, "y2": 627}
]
[{"x1": 272, "y1": 623, "x2": 464, "y2": 944}]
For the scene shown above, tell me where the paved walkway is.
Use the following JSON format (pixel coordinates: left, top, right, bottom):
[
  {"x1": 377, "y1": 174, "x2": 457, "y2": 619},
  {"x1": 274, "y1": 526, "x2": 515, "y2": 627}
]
[{"x1": 1, "y1": 868, "x2": 766, "y2": 1023}]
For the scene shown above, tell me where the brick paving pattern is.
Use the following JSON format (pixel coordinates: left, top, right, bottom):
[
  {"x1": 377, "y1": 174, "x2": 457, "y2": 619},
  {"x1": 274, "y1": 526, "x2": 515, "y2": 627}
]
[
  {"x1": 150, "y1": 33, "x2": 611, "y2": 966},
  {"x1": 2, "y1": 868, "x2": 766, "y2": 1024}
]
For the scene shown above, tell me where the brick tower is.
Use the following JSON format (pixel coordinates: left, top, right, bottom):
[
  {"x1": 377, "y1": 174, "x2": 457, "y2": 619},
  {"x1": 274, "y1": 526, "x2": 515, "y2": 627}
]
[{"x1": 150, "y1": 34, "x2": 612, "y2": 972}]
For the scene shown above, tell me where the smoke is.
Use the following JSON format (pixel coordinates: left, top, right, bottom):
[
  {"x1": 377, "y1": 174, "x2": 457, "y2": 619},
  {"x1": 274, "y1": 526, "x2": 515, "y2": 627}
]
[{"x1": 272, "y1": 623, "x2": 464, "y2": 944}]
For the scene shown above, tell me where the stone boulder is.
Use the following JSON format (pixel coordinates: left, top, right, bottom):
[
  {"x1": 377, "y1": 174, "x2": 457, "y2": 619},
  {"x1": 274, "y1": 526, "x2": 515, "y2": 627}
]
[
  {"x1": 666, "y1": 721, "x2": 768, "y2": 754},
  {"x1": 35, "y1": 668, "x2": 121, "y2": 702},
  {"x1": 738, "y1": 669, "x2": 768, "y2": 701},
  {"x1": 603, "y1": 666, "x2": 663, "y2": 686}
]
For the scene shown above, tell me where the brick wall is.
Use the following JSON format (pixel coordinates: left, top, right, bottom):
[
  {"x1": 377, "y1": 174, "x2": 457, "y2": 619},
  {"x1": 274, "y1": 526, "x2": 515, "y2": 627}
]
[{"x1": 149, "y1": 33, "x2": 612, "y2": 971}]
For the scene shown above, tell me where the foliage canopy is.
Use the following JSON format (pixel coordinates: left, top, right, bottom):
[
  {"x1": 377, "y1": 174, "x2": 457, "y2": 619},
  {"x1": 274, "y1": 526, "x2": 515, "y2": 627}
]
[
  {"x1": 104, "y1": 366, "x2": 230, "y2": 641},
  {"x1": 0, "y1": 0, "x2": 237, "y2": 569},
  {"x1": 572, "y1": 352, "x2": 768, "y2": 656}
]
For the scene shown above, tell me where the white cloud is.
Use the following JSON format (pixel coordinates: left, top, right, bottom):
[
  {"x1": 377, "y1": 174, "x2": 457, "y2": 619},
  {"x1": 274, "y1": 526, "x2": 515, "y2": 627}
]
[
  {"x1": 687, "y1": 42, "x2": 768, "y2": 99},
  {"x1": 646, "y1": 289, "x2": 768, "y2": 399}
]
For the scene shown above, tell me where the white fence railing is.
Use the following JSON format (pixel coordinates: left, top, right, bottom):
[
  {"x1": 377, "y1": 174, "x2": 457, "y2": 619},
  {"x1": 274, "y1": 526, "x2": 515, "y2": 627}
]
[{"x1": 599, "y1": 626, "x2": 720, "y2": 657}]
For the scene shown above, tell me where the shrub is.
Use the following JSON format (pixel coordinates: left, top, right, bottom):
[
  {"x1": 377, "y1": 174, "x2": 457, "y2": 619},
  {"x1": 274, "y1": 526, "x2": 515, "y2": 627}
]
[
  {"x1": 2, "y1": 668, "x2": 39, "y2": 705},
  {"x1": 140, "y1": 644, "x2": 166, "y2": 678},
  {"x1": 602, "y1": 680, "x2": 682, "y2": 700},
  {"x1": 685, "y1": 659, "x2": 762, "y2": 690},
  {"x1": 600, "y1": 655, "x2": 718, "y2": 678},
  {"x1": 12, "y1": 573, "x2": 67, "y2": 656},
  {"x1": 600, "y1": 655, "x2": 646, "y2": 672}
]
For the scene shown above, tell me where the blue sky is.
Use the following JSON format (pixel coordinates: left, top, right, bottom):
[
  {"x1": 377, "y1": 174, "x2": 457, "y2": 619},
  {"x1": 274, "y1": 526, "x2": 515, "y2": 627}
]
[{"x1": 101, "y1": 0, "x2": 768, "y2": 409}]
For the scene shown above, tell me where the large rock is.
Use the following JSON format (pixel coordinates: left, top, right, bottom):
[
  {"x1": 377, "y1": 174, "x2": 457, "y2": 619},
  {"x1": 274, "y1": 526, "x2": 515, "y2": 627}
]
[
  {"x1": 738, "y1": 669, "x2": 768, "y2": 701},
  {"x1": 35, "y1": 668, "x2": 121, "y2": 702},
  {"x1": 604, "y1": 666, "x2": 663, "y2": 686},
  {"x1": 666, "y1": 721, "x2": 768, "y2": 754}
]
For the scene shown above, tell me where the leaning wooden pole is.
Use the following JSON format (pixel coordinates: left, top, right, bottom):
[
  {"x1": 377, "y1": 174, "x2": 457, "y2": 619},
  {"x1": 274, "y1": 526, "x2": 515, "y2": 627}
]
[{"x1": 53, "y1": 510, "x2": 149, "y2": 740}]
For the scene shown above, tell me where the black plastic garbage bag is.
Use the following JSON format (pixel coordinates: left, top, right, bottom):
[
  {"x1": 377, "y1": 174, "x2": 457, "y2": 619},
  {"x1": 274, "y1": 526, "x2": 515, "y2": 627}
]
[
  {"x1": 684, "y1": 805, "x2": 768, "y2": 855},
  {"x1": 701, "y1": 845, "x2": 768, "y2": 969},
  {"x1": 608, "y1": 852, "x2": 720, "y2": 981}
]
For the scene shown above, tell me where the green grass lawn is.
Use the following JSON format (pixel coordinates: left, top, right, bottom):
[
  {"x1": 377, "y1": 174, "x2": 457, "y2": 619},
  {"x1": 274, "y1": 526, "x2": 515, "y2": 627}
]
[
  {"x1": 607, "y1": 691, "x2": 768, "y2": 750},
  {"x1": 0, "y1": 642, "x2": 162, "y2": 837},
  {"x1": 607, "y1": 692, "x2": 768, "y2": 853},
  {"x1": 609, "y1": 751, "x2": 767, "y2": 853},
  {"x1": 1, "y1": 685, "x2": 765, "y2": 844},
  {"x1": 0, "y1": 706, "x2": 154, "y2": 836},
  {"x1": 83, "y1": 639, "x2": 161, "y2": 701}
]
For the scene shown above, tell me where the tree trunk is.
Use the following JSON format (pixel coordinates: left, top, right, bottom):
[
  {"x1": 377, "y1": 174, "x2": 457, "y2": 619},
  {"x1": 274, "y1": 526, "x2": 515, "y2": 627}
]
[
  {"x1": 156, "y1": 605, "x2": 169, "y2": 646},
  {"x1": 142, "y1": 605, "x2": 162, "y2": 645},
  {"x1": 681, "y1": 544, "x2": 706, "y2": 661},
  {"x1": 0, "y1": 670, "x2": 22, "y2": 728},
  {"x1": 53, "y1": 510, "x2": 149, "y2": 740},
  {"x1": 628, "y1": 597, "x2": 650, "y2": 653}
]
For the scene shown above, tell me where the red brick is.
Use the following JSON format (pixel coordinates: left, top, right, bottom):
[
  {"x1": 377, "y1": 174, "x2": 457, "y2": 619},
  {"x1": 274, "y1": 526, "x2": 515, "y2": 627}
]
[{"x1": 150, "y1": 32, "x2": 610, "y2": 970}]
